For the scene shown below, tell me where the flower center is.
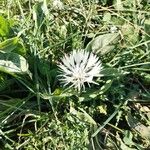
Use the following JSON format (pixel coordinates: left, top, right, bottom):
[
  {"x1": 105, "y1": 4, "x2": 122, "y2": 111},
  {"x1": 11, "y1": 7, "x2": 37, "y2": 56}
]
[{"x1": 73, "y1": 68, "x2": 85, "y2": 83}]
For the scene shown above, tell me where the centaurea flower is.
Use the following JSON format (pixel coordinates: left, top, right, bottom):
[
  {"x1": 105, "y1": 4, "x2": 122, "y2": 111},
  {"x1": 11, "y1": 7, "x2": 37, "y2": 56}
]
[{"x1": 58, "y1": 49, "x2": 102, "y2": 92}]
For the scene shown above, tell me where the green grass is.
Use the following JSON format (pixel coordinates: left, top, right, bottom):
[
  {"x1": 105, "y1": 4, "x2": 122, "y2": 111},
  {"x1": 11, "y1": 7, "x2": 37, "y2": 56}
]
[{"x1": 0, "y1": 0, "x2": 150, "y2": 149}]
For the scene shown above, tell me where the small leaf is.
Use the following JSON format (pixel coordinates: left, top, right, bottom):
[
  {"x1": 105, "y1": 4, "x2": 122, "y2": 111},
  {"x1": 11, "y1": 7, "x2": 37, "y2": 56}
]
[
  {"x1": 86, "y1": 33, "x2": 120, "y2": 55},
  {"x1": 119, "y1": 139, "x2": 137, "y2": 150},
  {"x1": 123, "y1": 130, "x2": 134, "y2": 146},
  {"x1": 99, "y1": 80, "x2": 113, "y2": 95},
  {"x1": 0, "y1": 52, "x2": 28, "y2": 73},
  {"x1": 116, "y1": 133, "x2": 137, "y2": 150},
  {"x1": 88, "y1": 80, "x2": 113, "y2": 99},
  {"x1": 100, "y1": 68, "x2": 122, "y2": 76},
  {"x1": 70, "y1": 106, "x2": 96, "y2": 125},
  {"x1": 0, "y1": 16, "x2": 10, "y2": 37},
  {"x1": 80, "y1": 80, "x2": 113, "y2": 100},
  {"x1": 123, "y1": 130, "x2": 144, "y2": 150},
  {"x1": 33, "y1": 1, "x2": 47, "y2": 29},
  {"x1": 38, "y1": 60, "x2": 50, "y2": 75},
  {"x1": 13, "y1": 42, "x2": 26, "y2": 55},
  {"x1": 0, "y1": 37, "x2": 19, "y2": 52}
]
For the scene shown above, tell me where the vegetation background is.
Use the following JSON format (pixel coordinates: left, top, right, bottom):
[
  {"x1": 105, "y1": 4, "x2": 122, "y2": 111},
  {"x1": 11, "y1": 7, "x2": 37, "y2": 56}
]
[{"x1": 0, "y1": 0, "x2": 150, "y2": 149}]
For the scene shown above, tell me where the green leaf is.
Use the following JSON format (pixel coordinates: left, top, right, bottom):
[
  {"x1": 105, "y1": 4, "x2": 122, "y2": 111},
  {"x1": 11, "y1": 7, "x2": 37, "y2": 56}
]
[
  {"x1": 123, "y1": 130, "x2": 134, "y2": 146},
  {"x1": 70, "y1": 106, "x2": 96, "y2": 125},
  {"x1": 0, "y1": 16, "x2": 10, "y2": 37},
  {"x1": 86, "y1": 33, "x2": 120, "y2": 55},
  {"x1": 99, "y1": 80, "x2": 113, "y2": 95},
  {"x1": 0, "y1": 37, "x2": 26, "y2": 55},
  {"x1": 80, "y1": 80, "x2": 113, "y2": 101},
  {"x1": 100, "y1": 68, "x2": 122, "y2": 76},
  {"x1": 0, "y1": 37, "x2": 19, "y2": 52},
  {"x1": 123, "y1": 130, "x2": 144, "y2": 150},
  {"x1": 38, "y1": 59, "x2": 51, "y2": 75},
  {"x1": 89, "y1": 79, "x2": 112, "y2": 98},
  {"x1": 33, "y1": 1, "x2": 48, "y2": 30},
  {"x1": 0, "y1": 52, "x2": 28, "y2": 74},
  {"x1": 13, "y1": 42, "x2": 26, "y2": 55},
  {"x1": 116, "y1": 133, "x2": 137, "y2": 150},
  {"x1": 118, "y1": 138, "x2": 137, "y2": 150}
]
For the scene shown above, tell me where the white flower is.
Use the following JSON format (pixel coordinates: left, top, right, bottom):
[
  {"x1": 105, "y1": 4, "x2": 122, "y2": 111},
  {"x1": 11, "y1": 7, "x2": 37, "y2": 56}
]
[{"x1": 58, "y1": 49, "x2": 102, "y2": 92}]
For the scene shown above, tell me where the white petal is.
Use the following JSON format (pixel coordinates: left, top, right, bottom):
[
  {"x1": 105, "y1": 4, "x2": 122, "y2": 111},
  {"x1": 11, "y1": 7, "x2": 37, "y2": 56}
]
[{"x1": 57, "y1": 49, "x2": 102, "y2": 92}]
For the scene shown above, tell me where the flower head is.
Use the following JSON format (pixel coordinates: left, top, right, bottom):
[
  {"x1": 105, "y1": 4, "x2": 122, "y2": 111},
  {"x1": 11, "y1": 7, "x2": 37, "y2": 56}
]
[{"x1": 58, "y1": 49, "x2": 102, "y2": 92}]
